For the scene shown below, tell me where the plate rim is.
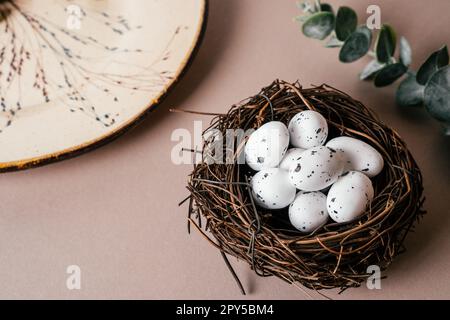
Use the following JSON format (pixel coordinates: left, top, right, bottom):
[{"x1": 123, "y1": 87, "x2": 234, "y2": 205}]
[{"x1": 0, "y1": 0, "x2": 208, "y2": 173}]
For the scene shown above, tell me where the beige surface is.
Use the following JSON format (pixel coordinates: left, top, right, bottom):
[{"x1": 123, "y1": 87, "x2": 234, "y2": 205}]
[{"x1": 1, "y1": 0, "x2": 450, "y2": 299}]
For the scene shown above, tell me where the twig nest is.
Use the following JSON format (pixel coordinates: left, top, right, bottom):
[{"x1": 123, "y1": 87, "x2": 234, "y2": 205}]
[{"x1": 187, "y1": 80, "x2": 425, "y2": 291}]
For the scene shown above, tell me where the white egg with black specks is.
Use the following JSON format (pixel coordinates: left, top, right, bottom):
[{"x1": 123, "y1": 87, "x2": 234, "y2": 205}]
[
  {"x1": 245, "y1": 121, "x2": 290, "y2": 171},
  {"x1": 327, "y1": 171, "x2": 374, "y2": 223},
  {"x1": 289, "y1": 192, "x2": 329, "y2": 233},
  {"x1": 326, "y1": 136, "x2": 384, "y2": 178},
  {"x1": 289, "y1": 146, "x2": 345, "y2": 191},
  {"x1": 279, "y1": 148, "x2": 306, "y2": 171},
  {"x1": 251, "y1": 168, "x2": 296, "y2": 210},
  {"x1": 288, "y1": 110, "x2": 328, "y2": 149}
]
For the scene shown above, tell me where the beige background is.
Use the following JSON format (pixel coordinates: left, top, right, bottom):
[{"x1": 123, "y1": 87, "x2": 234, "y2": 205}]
[{"x1": 1, "y1": 0, "x2": 450, "y2": 299}]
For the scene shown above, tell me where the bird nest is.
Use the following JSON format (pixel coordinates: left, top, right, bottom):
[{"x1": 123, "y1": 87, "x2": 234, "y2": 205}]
[{"x1": 185, "y1": 80, "x2": 425, "y2": 293}]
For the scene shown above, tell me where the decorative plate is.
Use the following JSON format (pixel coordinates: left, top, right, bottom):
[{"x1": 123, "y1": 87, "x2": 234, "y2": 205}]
[{"x1": 0, "y1": 0, "x2": 207, "y2": 171}]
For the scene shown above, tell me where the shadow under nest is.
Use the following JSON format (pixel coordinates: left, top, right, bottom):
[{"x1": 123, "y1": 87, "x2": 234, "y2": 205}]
[{"x1": 185, "y1": 80, "x2": 425, "y2": 294}]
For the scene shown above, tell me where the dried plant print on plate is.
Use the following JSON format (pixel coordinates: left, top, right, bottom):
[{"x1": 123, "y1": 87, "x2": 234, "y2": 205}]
[{"x1": 0, "y1": 0, "x2": 206, "y2": 170}]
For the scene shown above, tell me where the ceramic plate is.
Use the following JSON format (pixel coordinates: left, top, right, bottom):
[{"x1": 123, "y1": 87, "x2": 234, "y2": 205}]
[{"x1": 0, "y1": 0, "x2": 207, "y2": 171}]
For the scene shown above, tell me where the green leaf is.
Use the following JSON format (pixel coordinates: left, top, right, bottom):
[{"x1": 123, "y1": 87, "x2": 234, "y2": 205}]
[
  {"x1": 374, "y1": 63, "x2": 407, "y2": 87},
  {"x1": 294, "y1": 15, "x2": 309, "y2": 23},
  {"x1": 297, "y1": 1, "x2": 314, "y2": 13},
  {"x1": 416, "y1": 45, "x2": 449, "y2": 85},
  {"x1": 399, "y1": 37, "x2": 412, "y2": 67},
  {"x1": 424, "y1": 65, "x2": 450, "y2": 122},
  {"x1": 313, "y1": 0, "x2": 333, "y2": 13},
  {"x1": 375, "y1": 24, "x2": 397, "y2": 63},
  {"x1": 325, "y1": 35, "x2": 343, "y2": 48},
  {"x1": 302, "y1": 12, "x2": 335, "y2": 40},
  {"x1": 339, "y1": 26, "x2": 372, "y2": 63},
  {"x1": 396, "y1": 75, "x2": 425, "y2": 107},
  {"x1": 360, "y1": 59, "x2": 385, "y2": 80},
  {"x1": 335, "y1": 7, "x2": 358, "y2": 41},
  {"x1": 320, "y1": 3, "x2": 333, "y2": 13}
]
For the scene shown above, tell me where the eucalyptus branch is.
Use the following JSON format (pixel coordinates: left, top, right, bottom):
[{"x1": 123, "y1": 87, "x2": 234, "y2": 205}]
[{"x1": 295, "y1": 1, "x2": 450, "y2": 135}]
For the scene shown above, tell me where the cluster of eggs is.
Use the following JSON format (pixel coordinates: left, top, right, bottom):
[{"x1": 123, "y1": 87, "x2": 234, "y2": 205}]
[{"x1": 245, "y1": 110, "x2": 384, "y2": 233}]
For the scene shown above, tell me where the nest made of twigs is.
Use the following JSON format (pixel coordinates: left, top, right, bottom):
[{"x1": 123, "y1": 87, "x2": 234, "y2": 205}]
[{"x1": 186, "y1": 80, "x2": 425, "y2": 293}]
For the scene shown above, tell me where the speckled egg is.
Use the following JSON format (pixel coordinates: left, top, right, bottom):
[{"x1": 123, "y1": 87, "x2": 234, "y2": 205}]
[
  {"x1": 251, "y1": 168, "x2": 296, "y2": 210},
  {"x1": 289, "y1": 146, "x2": 345, "y2": 191},
  {"x1": 288, "y1": 110, "x2": 328, "y2": 149},
  {"x1": 289, "y1": 192, "x2": 329, "y2": 233},
  {"x1": 279, "y1": 148, "x2": 306, "y2": 171},
  {"x1": 245, "y1": 121, "x2": 290, "y2": 171},
  {"x1": 326, "y1": 136, "x2": 384, "y2": 178},
  {"x1": 327, "y1": 171, "x2": 375, "y2": 223}
]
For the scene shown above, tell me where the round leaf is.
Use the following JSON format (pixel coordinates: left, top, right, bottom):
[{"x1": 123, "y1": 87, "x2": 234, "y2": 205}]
[
  {"x1": 339, "y1": 26, "x2": 372, "y2": 63},
  {"x1": 294, "y1": 15, "x2": 309, "y2": 23},
  {"x1": 375, "y1": 24, "x2": 397, "y2": 63},
  {"x1": 302, "y1": 12, "x2": 335, "y2": 40},
  {"x1": 399, "y1": 36, "x2": 412, "y2": 67},
  {"x1": 320, "y1": 3, "x2": 333, "y2": 13},
  {"x1": 360, "y1": 59, "x2": 385, "y2": 80},
  {"x1": 335, "y1": 7, "x2": 357, "y2": 41},
  {"x1": 424, "y1": 66, "x2": 450, "y2": 122},
  {"x1": 417, "y1": 45, "x2": 449, "y2": 85},
  {"x1": 374, "y1": 63, "x2": 407, "y2": 87},
  {"x1": 396, "y1": 75, "x2": 424, "y2": 107},
  {"x1": 297, "y1": 1, "x2": 314, "y2": 13}
]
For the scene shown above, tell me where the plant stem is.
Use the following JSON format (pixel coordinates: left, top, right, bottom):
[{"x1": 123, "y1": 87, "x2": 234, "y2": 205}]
[{"x1": 315, "y1": 0, "x2": 321, "y2": 11}]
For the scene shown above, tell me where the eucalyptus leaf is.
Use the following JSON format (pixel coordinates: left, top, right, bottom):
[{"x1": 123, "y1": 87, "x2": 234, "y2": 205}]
[
  {"x1": 294, "y1": 15, "x2": 309, "y2": 23},
  {"x1": 297, "y1": 1, "x2": 314, "y2": 13},
  {"x1": 325, "y1": 35, "x2": 343, "y2": 48},
  {"x1": 399, "y1": 36, "x2": 412, "y2": 67},
  {"x1": 396, "y1": 75, "x2": 425, "y2": 107},
  {"x1": 313, "y1": 1, "x2": 333, "y2": 13},
  {"x1": 335, "y1": 7, "x2": 358, "y2": 41},
  {"x1": 320, "y1": 3, "x2": 333, "y2": 13},
  {"x1": 296, "y1": 1, "x2": 306, "y2": 9},
  {"x1": 424, "y1": 65, "x2": 450, "y2": 122},
  {"x1": 360, "y1": 59, "x2": 385, "y2": 80},
  {"x1": 339, "y1": 26, "x2": 372, "y2": 63},
  {"x1": 302, "y1": 12, "x2": 335, "y2": 40},
  {"x1": 416, "y1": 45, "x2": 449, "y2": 85},
  {"x1": 375, "y1": 24, "x2": 397, "y2": 63},
  {"x1": 374, "y1": 63, "x2": 407, "y2": 87}
]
